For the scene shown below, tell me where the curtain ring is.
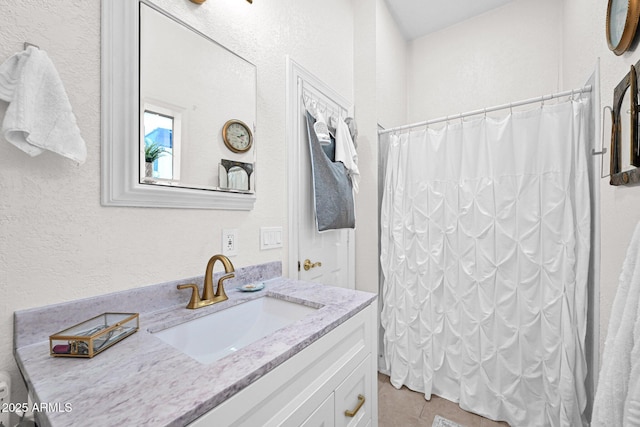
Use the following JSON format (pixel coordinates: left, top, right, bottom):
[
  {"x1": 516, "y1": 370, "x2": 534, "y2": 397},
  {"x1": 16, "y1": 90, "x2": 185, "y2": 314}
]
[{"x1": 483, "y1": 108, "x2": 487, "y2": 119}]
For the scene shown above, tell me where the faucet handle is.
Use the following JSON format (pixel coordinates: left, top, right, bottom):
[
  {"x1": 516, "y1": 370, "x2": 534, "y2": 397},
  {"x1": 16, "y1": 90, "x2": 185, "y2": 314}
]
[
  {"x1": 177, "y1": 284, "x2": 202, "y2": 309},
  {"x1": 215, "y1": 273, "x2": 235, "y2": 300}
]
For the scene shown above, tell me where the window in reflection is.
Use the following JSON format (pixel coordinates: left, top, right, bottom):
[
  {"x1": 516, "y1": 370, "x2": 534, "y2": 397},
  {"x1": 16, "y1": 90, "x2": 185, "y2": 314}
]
[
  {"x1": 144, "y1": 111, "x2": 172, "y2": 179},
  {"x1": 142, "y1": 105, "x2": 182, "y2": 183}
]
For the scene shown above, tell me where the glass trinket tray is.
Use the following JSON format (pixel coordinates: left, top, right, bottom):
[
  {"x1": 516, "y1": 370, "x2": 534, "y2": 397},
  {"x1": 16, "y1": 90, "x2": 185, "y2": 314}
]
[{"x1": 49, "y1": 313, "x2": 139, "y2": 358}]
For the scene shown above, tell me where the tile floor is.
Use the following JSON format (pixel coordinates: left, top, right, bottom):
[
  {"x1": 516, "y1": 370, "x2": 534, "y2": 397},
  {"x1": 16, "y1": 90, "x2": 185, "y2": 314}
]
[{"x1": 377, "y1": 373, "x2": 510, "y2": 427}]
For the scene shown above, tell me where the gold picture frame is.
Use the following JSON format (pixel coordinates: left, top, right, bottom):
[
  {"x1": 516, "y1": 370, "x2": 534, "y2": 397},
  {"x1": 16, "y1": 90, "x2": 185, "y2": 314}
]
[
  {"x1": 607, "y1": 0, "x2": 640, "y2": 55},
  {"x1": 610, "y1": 62, "x2": 640, "y2": 185}
]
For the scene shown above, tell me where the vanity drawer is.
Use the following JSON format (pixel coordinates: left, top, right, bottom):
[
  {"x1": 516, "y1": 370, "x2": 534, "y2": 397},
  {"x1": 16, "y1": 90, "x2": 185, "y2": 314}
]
[
  {"x1": 300, "y1": 393, "x2": 335, "y2": 427},
  {"x1": 335, "y1": 354, "x2": 372, "y2": 427}
]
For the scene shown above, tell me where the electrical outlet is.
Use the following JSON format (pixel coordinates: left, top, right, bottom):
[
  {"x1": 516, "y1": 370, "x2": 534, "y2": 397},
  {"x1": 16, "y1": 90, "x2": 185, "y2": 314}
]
[
  {"x1": 0, "y1": 371, "x2": 10, "y2": 427},
  {"x1": 222, "y1": 229, "x2": 238, "y2": 256}
]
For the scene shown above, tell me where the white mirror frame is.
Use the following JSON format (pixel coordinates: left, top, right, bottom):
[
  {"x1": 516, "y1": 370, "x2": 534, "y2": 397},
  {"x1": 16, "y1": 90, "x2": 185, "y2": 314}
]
[{"x1": 101, "y1": 0, "x2": 256, "y2": 210}]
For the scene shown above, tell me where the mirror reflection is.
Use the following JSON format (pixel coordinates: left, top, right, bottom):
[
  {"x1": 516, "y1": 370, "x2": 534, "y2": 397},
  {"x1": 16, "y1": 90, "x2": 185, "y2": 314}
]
[
  {"x1": 139, "y1": 3, "x2": 257, "y2": 192},
  {"x1": 143, "y1": 110, "x2": 177, "y2": 182},
  {"x1": 620, "y1": 88, "x2": 635, "y2": 173},
  {"x1": 227, "y1": 167, "x2": 249, "y2": 191},
  {"x1": 609, "y1": 0, "x2": 627, "y2": 47},
  {"x1": 219, "y1": 159, "x2": 254, "y2": 192}
]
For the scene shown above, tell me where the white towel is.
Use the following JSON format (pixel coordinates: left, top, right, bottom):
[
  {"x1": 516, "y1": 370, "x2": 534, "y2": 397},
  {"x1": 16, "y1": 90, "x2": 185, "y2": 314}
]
[
  {"x1": 592, "y1": 221, "x2": 640, "y2": 426},
  {"x1": 0, "y1": 46, "x2": 86, "y2": 163},
  {"x1": 335, "y1": 117, "x2": 360, "y2": 193}
]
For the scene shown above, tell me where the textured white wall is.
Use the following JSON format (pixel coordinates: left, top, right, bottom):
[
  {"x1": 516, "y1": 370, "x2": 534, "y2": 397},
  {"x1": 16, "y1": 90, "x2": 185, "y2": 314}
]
[
  {"x1": 376, "y1": 0, "x2": 408, "y2": 130},
  {"x1": 0, "y1": 0, "x2": 354, "y2": 402},
  {"x1": 561, "y1": 0, "x2": 640, "y2": 356},
  {"x1": 406, "y1": 0, "x2": 562, "y2": 123}
]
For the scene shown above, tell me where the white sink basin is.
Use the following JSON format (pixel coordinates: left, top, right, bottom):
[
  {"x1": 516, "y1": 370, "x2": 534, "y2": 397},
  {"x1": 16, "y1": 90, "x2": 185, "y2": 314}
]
[{"x1": 153, "y1": 296, "x2": 318, "y2": 364}]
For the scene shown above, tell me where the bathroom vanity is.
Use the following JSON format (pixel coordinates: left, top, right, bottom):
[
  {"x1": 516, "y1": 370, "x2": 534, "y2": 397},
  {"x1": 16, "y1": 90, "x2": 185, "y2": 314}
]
[
  {"x1": 190, "y1": 298, "x2": 376, "y2": 427},
  {"x1": 13, "y1": 262, "x2": 378, "y2": 426}
]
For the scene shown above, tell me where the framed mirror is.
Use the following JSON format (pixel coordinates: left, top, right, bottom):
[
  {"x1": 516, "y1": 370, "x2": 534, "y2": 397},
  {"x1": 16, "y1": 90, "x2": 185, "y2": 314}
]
[
  {"x1": 607, "y1": 0, "x2": 640, "y2": 55},
  {"x1": 610, "y1": 62, "x2": 640, "y2": 186},
  {"x1": 101, "y1": 0, "x2": 257, "y2": 209}
]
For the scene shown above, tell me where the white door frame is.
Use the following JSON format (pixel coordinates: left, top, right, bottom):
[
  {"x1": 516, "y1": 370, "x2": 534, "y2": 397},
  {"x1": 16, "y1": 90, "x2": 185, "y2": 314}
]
[{"x1": 286, "y1": 56, "x2": 355, "y2": 286}]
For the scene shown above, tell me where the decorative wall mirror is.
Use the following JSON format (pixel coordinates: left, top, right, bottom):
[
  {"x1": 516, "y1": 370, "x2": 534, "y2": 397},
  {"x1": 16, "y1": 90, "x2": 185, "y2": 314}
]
[
  {"x1": 606, "y1": 0, "x2": 640, "y2": 55},
  {"x1": 101, "y1": 0, "x2": 257, "y2": 209},
  {"x1": 610, "y1": 62, "x2": 640, "y2": 185}
]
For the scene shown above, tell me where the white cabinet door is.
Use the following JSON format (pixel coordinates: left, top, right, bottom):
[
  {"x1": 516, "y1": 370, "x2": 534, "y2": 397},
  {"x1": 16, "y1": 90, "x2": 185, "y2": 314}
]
[
  {"x1": 335, "y1": 355, "x2": 372, "y2": 427},
  {"x1": 300, "y1": 393, "x2": 335, "y2": 427}
]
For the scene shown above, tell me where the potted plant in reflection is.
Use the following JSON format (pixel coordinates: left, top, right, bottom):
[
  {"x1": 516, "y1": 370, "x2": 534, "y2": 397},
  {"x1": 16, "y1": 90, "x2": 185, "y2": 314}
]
[{"x1": 144, "y1": 138, "x2": 166, "y2": 179}]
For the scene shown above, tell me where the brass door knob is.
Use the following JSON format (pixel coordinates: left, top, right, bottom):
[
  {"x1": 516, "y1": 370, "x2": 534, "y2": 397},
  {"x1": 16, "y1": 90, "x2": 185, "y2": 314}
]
[{"x1": 303, "y1": 259, "x2": 322, "y2": 271}]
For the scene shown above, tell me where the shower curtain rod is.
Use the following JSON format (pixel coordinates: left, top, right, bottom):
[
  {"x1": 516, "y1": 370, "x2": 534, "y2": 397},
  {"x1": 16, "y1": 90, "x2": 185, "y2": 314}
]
[{"x1": 378, "y1": 85, "x2": 592, "y2": 136}]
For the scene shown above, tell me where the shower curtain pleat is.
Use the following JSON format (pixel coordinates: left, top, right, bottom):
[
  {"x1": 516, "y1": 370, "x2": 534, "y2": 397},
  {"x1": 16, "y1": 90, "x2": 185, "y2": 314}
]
[{"x1": 380, "y1": 99, "x2": 591, "y2": 427}]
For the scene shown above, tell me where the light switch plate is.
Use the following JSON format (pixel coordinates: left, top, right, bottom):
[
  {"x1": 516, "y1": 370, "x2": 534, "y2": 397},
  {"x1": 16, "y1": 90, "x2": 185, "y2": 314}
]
[{"x1": 260, "y1": 226, "x2": 283, "y2": 250}]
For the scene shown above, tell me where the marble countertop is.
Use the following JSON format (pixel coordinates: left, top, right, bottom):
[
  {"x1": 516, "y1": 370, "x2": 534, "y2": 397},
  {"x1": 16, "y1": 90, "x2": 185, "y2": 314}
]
[{"x1": 14, "y1": 269, "x2": 376, "y2": 427}]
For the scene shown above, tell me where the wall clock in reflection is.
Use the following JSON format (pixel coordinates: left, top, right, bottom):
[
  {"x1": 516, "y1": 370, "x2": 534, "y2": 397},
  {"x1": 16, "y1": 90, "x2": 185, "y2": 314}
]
[
  {"x1": 607, "y1": 0, "x2": 640, "y2": 55},
  {"x1": 222, "y1": 119, "x2": 253, "y2": 153}
]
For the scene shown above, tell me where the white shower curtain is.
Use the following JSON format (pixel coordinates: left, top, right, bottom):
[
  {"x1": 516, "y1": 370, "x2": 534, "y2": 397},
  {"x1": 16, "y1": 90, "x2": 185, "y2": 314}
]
[{"x1": 380, "y1": 99, "x2": 591, "y2": 427}]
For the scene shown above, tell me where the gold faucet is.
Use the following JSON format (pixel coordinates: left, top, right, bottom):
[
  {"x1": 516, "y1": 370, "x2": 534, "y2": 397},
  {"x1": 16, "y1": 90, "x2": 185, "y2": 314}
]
[{"x1": 177, "y1": 255, "x2": 235, "y2": 309}]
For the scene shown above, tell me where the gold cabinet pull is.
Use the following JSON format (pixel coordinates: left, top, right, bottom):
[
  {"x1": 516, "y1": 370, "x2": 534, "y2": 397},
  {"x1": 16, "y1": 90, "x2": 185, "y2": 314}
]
[
  {"x1": 303, "y1": 259, "x2": 322, "y2": 271},
  {"x1": 344, "y1": 394, "x2": 365, "y2": 417}
]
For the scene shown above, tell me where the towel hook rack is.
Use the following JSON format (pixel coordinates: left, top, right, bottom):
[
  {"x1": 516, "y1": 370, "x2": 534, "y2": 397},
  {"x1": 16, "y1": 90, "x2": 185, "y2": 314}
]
[
  {"x1": 594, "y1": 105, "x2": 612, "y2": 179},
  {"x1": 23, "y1": 42, "x2": 39, "y2": 50}
]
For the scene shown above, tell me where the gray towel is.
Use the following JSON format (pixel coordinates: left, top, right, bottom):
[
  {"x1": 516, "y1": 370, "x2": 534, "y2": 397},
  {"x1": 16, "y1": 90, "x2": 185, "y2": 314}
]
[{"x1": 305, "y1": 112, "x2": 355, "y2": 231}]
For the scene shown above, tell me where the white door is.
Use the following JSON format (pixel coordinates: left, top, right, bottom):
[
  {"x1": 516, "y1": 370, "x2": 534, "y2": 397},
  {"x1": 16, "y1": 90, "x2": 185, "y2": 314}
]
[{"x1": 287, "y1": 58, "x2": 355, "y2": 289}]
